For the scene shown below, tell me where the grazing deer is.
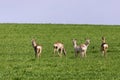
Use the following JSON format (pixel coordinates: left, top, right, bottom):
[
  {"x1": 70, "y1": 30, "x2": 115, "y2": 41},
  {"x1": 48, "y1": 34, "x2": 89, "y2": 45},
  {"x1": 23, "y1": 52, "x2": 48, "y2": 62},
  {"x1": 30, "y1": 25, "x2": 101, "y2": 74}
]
[
  {"x1": 53, "y1": 42, "x2": 66, "y2": 57},
  {"x1": 32, "y1": 39, "x2": 42, "y2": 58},
  {"x1": 72, "y1": 39, "x2": 90, "y2": 57},
  {"x1": 101, "y1": 37, "x2": 108, "y2": 57}
]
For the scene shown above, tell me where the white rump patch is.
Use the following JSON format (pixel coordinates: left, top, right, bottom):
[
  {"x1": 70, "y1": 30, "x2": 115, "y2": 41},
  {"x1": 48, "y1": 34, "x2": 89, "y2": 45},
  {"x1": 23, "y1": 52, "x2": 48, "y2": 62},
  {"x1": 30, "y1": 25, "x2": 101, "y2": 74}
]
[
  {"x1": 37, "y1": 46, "x2": 42, "y2": 49},
  {"x1": 104, "y1": 44, "x2": 108, "y2": 48}
]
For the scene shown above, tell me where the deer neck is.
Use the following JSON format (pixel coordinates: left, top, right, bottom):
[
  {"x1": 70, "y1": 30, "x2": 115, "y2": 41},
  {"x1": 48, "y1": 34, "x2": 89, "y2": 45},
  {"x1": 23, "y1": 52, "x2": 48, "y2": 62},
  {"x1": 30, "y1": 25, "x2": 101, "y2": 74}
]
[
  {"x1": 32, "y1": 41, "x2": 37, "y2": 47},
  {"x1": 102, "y1": 40, "x2": 106, "y2": 43},
  {"x1": 73, "y1": 42, "x2": 77, "y2": 48},
  {"x1": 85, "y1": 42, "x2": 89, "y2": 47}
]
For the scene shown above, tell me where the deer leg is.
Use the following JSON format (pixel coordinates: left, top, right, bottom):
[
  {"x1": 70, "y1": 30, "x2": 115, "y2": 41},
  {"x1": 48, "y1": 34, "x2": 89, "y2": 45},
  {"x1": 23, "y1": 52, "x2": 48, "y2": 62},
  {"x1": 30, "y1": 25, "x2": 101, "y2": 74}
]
[
  {"x1": 63, "y1": 48, "x2": 66, "y2": 56},
  {"x1": 59, "y1": 48, "x2": 62, "y2": 57},
  {"x1": 54, "y1": 49, "x2": 56, "y2": 56},
  {"x1": 35, "y1": 53, "x2": 37, "y2": 58},
  {"x1": 102, "y1": 51, "x2": 104, "y2": 56},
  {"x1": 104, "y1": 50, "x2": 107, "y2": 57},
  {"x1": 75, "y1": 50, "x2": 78, "y2": 57},
  {"x1": 81, "y1": 51, "x2": 84, "y2": 58},
  {"x1": 57, "y1": 48, "x2": 60, "y2": 57}
]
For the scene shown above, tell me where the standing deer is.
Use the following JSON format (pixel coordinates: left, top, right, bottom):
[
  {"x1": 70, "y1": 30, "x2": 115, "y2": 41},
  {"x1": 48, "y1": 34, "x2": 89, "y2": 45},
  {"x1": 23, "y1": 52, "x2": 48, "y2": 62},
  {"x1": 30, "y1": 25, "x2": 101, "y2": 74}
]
[
  {"x1": 80, "y1": 39, "x2": 90, "y2": 57},
  {"x1": 101, "y1": 37, "x2": 108, "y2": 57},
  {"x1": 53, "y1": 42, "x2": 66, "y2": 57},
  {"x1": 72, "y1": 39, "x2": 81, "y2": 57},
  {"x1": 32, "y1": 39, "x2": 42, "y2": 58},
  {"x1": 72, "y1": 39, "x2": 90, "y2": 57}
]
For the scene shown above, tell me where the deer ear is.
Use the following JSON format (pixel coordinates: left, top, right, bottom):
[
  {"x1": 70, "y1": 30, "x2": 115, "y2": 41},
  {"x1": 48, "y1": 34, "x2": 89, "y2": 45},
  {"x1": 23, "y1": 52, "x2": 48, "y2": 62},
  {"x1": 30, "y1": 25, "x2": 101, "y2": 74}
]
[{"x1": 102, "y1": 36, "x2": 105, "y2": 40}]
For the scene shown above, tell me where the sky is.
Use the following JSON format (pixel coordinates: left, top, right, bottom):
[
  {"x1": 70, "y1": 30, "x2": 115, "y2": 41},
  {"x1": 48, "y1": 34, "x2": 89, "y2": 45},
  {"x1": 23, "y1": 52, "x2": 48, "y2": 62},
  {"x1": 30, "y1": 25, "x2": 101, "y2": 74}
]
[{"x1": 0, "y1": 0, "x2": 120, "y2": 25}]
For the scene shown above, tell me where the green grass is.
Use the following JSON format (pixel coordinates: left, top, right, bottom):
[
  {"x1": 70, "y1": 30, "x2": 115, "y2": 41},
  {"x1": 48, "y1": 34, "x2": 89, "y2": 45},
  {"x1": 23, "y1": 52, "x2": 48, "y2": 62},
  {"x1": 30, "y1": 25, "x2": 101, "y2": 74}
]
[{"x1": 0, "y1": 24, "x2": 120, "y2": 80}]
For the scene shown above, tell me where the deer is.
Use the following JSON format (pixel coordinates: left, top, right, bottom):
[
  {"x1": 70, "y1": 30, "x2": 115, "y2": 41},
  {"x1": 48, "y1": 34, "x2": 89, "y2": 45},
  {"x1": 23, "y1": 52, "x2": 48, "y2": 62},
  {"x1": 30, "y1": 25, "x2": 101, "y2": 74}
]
[
  {"x1": 72, "y1": 39, "x2": 90, "y2": 58},
  {"x1": 32, "y1": 39, "x2": 42, "y2": 58},
  {"x1": 72, "y1": 39, "x2": 81, "y2": 57},
  {"x1": 101, "y1": 37, "x2": 108, "y2": 57},
  {"x1": 53, "y1": 42, "x2": 66, "y2": 57}
]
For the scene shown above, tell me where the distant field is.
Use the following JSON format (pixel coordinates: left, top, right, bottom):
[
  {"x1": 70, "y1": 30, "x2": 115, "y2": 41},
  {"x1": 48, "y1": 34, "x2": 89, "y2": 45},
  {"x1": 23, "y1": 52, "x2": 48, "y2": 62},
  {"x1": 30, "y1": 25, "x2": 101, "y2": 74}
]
[{"x1": 0, "y1": 24, "x2": 120, "y2": 80}]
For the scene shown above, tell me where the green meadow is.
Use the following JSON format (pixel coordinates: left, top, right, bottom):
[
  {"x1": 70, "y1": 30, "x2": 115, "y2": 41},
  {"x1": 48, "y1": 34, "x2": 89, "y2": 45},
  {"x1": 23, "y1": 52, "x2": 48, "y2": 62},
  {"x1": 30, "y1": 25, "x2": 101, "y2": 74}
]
[{"x1": 0, "y1": 24, "x2": 120, "y2": 80}]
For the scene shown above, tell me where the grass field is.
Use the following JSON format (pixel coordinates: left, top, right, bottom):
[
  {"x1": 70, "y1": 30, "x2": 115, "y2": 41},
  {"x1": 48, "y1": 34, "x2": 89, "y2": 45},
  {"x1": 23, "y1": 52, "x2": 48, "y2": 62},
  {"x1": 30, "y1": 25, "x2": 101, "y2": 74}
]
[{"x1": 0, "y1": 24, "x2": 120, "y2": 80}]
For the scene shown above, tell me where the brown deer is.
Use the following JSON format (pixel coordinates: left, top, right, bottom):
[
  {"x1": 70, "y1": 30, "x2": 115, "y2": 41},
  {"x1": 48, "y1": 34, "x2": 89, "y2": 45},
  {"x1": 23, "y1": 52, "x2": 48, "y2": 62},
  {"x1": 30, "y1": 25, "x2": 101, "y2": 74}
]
[
  {"x1": 80, "y1": 39, "x2": 90, "y2": 57},
  {"x1": 53, "y1": 42, "x2": 66, "y2": 57},
  {"x1": 101, "y1": 37, "x2": 108, "y2": 57},
  {"x1": 72, "y1": 39, "x2": 90, "y2": 57},
  {"x1": 32, "y1": 39, "x2": 42, "y2": 58},
  {"x1": 72, "y1": 39, "x2": 81, "y2": 57}
]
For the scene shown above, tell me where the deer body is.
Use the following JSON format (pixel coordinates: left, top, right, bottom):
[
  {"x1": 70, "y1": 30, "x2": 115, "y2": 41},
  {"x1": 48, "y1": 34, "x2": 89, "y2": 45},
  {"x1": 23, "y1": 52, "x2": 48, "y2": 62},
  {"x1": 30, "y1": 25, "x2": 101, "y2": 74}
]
[
  {"x1": 101, "y1": 37, "x2": 108, "y2": 57},
  {"x1": 80, "y1": 39, "x2": 90, "y2": 57},
  {"x1": 72, "y1": 39, "x2": 90, "y2": 57},
  {"x1": 53, "y1": 42, "x2": 66, "y2": 57},
  {"x1": 72, "y1": 39, "x2": 81, "y2": 57},
  {"x1": 32, "y1": 39, "x2": 42, "y2": 58}
]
